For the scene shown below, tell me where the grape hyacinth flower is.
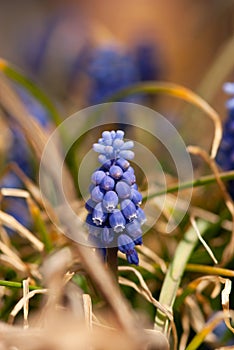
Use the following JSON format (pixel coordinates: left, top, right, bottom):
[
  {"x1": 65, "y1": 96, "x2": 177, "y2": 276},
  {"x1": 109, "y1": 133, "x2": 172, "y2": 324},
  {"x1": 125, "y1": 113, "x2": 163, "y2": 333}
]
[
  {"x1": 216, "y1": 83, "x2": 234, "y2": 198},
  {"x1": 85, "y1": 46, "x2": 141, "y2": 105},
  {"x1": 85, "y1": 130, "x2": 146, "y2": 265}
]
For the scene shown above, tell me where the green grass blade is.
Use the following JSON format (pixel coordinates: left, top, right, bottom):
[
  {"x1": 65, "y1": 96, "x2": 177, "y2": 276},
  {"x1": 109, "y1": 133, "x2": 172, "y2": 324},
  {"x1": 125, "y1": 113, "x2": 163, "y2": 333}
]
[
  {"x1": 154, "y1": 219, "x2": 209, "y2": 333},
  {"x1": 144, "y1": 169, "x2": 234, "y2": 200},
  {"x1": 0, "y1": 58, "x2": 62, "y2": 126}
]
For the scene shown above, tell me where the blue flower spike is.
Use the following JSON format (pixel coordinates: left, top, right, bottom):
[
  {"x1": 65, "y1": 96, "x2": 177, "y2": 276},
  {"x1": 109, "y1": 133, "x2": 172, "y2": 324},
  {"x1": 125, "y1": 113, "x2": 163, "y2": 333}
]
[{"x1": 85, "y1": 130, "x2": 146, "y2": 265}]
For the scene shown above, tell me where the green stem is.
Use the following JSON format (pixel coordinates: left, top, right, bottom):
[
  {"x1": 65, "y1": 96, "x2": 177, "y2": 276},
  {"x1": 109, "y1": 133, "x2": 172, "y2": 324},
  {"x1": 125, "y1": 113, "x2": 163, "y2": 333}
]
[
  {"x1": 185, "y1": 263, "x2": 234, "y2": 277},
  {"x1": 0, "y1": 280, "x2": 42, "y2": 290},
  {"x1": 106, "y1": 247, "x2": 118, "y2": 281},
  {"x1": 144, "y1": 169, "x2": 234, "y2": 201},
  {"x1": 154, "y1": 219, "x2": 209, "y2": 333}
]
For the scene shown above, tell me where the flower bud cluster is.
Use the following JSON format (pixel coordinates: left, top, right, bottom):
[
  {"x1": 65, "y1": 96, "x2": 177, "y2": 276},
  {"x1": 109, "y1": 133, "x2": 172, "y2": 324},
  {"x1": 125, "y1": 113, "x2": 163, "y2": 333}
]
[{"x1": 85, "y1": 130, "x2": 146, "y2": 265}]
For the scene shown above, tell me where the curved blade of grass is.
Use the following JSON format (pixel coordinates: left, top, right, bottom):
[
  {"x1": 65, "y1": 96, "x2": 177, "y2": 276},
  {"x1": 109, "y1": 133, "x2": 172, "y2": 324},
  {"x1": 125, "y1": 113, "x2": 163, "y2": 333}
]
[
  {"x1": 154, "y1": 219, "x2": 210, "y2": 334},
  {"x1": 0, "y1": 58, "x2": 62, "y2": 126},
  {"x1": 175, "y1": 266, "x2": 234, "y2": 310},
  {"x1": 111, "y1": 81, "x2": 222, "y2": 159}
]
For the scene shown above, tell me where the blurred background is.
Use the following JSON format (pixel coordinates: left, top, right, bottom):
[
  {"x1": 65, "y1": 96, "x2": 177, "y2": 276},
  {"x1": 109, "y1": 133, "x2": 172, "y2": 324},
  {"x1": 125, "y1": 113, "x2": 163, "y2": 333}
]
[{"x1": 1, "y1": 0, "x2": 234, "y2": 115}]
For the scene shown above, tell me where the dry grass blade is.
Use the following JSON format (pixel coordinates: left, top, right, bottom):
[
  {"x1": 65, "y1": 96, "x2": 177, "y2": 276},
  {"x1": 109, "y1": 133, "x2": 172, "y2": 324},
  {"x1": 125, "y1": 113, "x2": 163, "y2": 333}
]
[
  {"x1": 0, "y1": 240, "x2": 27, "y2": 272},
  {"x1": 118, "y1": 266, "x2": 177, "y2": 349},
  {"x1": 0, "y1": 188, "x2": 29, "y2": 199},
  {"x1": 0, "y1": 187, "x2": 47, "y2": 253},
  {"x1": 0, "y1": 225, "x2": 11, "y2": 247},
  {"x1": 154, "y1": 192, "x2": 233, "y2": 233},
  {"x1": 137, "y1": 253, "x2": 158, "y2": 274},
  {"x1": 83, "y1": 294, "x2": 92, "y2": 331},
  {"x1": 6, "y1": 163, "x2": 59, "y2": 224},
  {"x1": 23, "y1": 279, "x2": 29, "y2": 329},
  {"x1": 196, "y1": 276, "x2": 222, "y2": 299},
  {"x1": 63, "y1": 271, "x2": 75, "y2": 285},
  {"x1": 0, "y1": 210, "x2": 44, "y2": 252},
  {"x1": 0, "y1": 254, "x2": 27, "y2": 273},
  {"x1": 8, "y1": 288, "x2": 48, "y2": 325},
  {"x1": 118, "y1": 266, "x2": 171, "y2": 318},
  {"x1": 118, "y1": 251, "x2": 157, "y2": 274},
  {"x1": 119, "y1": 276, "x2": 177, "y2": 350},
  {"x1": 191, "y1": 206, "x2": 233, "y2": 232},
  {"x1": 188, "y1": 146, "x2": 234, "y2": 265},
  {"x1": 137, "y1": 244, "x2": 167, "y2": 273},
  {"x1": 221, "y1": 279, "x2": 234, "y2": 334},
  {"x1": 185, "y1": 296, "x2": 207, "y2": 334},
  {"x1": 190, "y1": 216, "x2": 218, "y2": 264},
  {"x1": 178, "y1": 275, "x2": 230, "y2": 310}
]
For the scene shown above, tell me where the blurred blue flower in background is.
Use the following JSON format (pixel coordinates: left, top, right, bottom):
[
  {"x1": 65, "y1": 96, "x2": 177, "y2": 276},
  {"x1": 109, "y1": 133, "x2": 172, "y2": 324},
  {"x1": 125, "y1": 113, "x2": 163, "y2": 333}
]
[
  {"x1": 0, "y1": 85, "x2": 51, "y2": 230},
  {"x1": 20, "y1": 7, "x2": 161, "y2": 107},
  {"x1": 207, "y1": 313, "x2": 234, "y2": 347},
  {"x1": 216, "y1": 83, "x2": 234, "y2": 198},
  {"x1": 71, "y1": 42, "x2": 160, "y2": 106},
  {"x1": 85, "y1": 130, "x2": 146, "y2": 265},
  {"x1": 85, "y1": 46, "x2": 141, "y2": 105}
]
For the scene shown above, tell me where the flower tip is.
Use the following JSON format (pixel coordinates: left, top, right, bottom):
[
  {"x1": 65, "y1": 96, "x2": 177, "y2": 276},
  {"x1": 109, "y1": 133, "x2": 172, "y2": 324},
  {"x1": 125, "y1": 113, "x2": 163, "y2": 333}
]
[
  {"x1": 116, "y1": 130, "x2": 125, "y2": 139},
  {"x1": 126, "y1": 249, "x2": 139, "y2": 265},
  {"x1": 223, "y1": 82, "x2": 234, "y2": 95}
]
